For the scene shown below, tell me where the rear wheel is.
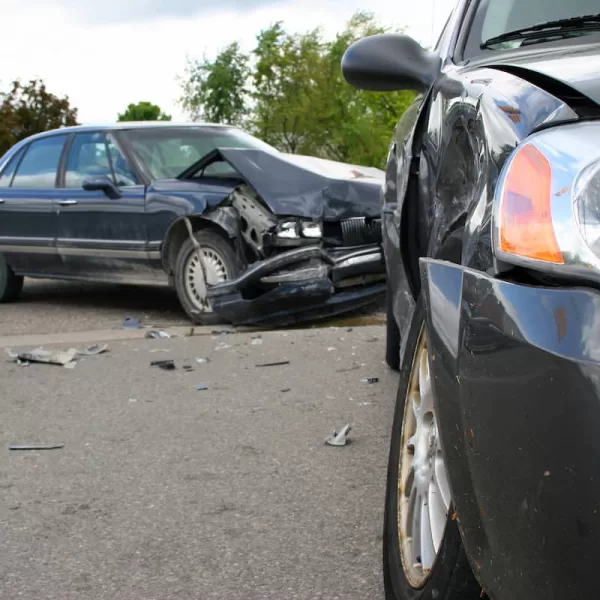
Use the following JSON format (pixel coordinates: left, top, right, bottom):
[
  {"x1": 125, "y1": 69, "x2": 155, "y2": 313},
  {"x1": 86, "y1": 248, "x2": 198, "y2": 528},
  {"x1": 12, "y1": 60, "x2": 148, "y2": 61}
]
[
  {"x1": 383, "y1": 295, "x2": 481, "y2": 600},
  {"x1": 174, "y1": 230, "x2": 239, "y2": 325},
  {"x1": 386, "y1": 288, "x2": 401, "y2": 371},
  {"x1": 0, "y1": 255, "x2": 24, "y2": 303}
]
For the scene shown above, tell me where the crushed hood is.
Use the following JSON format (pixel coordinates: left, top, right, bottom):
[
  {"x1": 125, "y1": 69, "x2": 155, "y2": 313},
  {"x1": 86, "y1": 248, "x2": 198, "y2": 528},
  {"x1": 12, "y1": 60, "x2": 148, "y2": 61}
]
[
  {"x1": 179, "y1": 148, "x2": 384, "y2": 221},
  {"x1": 484, "y1": 40, "x2": 600, "y2": 107}
]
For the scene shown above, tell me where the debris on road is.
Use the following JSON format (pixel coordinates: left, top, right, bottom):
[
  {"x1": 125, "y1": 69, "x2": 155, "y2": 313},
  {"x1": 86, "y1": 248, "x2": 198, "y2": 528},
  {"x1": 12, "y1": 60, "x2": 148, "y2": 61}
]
[
  {"x1": 7, "y1": 347, "x2": 77, "y2": 367},
  {"x1": 145, "y1": 330, "x2": 172, "y2": 339},
  {"x1": 325, "y1": 424, "x2": 352, "y2": 447},
  {"x1": 123, "y1": 317, "x2": 142, "y2": 329},
  {"x1": 256, "y1": 360, "x2": 290, "y2": 368},
  {"x1": 212, "y1": 329, "x2": 235, "y2": 336},
  {"x1": 75, "y1": 344, "x2": 109, "y2": 356},
  {"x1": 215, "y1": 343, "x2": 231, "y2": 351},
  {"x1": 362, "y1": 377, "x2": 379, "y2": 384},
  {"x1": 183, "y1": 365, "x2": 194, "y2": 371},
  {"x1": 150, "y1": 348, "x2": 171, "y2": 354},
  {"x1": 281, "y1": 388, "x2": 291, "y2": 393},
  {"x1": 196, "y1": 357, "x2": 211, "y2": 364},
  {"x1": 150, "y1": 359, "x2": 176, "y2": 371},
  {"x1": 9, "y1": 444, "x2": 64, "y2": 451},
  {"x1": 197, "y1": 384, "x2": 208, "y2": 391},
  {"x1": 251, "y1": 335, "x2": 263, "y2": 346}
]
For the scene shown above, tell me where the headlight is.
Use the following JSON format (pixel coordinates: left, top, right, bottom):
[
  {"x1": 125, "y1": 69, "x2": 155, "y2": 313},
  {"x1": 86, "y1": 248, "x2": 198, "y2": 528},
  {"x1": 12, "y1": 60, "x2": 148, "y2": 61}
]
[
  {"x1": 275, "y1": 220, "x2": 323, "y2": 240},
  {"x1": 492, "y1": 121, "x2": 600, "y2": 279}
]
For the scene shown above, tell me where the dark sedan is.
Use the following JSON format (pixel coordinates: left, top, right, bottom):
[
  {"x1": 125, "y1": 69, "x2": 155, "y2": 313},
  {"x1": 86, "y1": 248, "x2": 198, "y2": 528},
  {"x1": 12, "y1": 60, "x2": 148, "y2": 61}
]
[
  {"x1": 343, "y1": 1, "x2": 600, "y2": 599},
  {"x1": 0, "y1": 123, "x2": 385, "y2": 325}
]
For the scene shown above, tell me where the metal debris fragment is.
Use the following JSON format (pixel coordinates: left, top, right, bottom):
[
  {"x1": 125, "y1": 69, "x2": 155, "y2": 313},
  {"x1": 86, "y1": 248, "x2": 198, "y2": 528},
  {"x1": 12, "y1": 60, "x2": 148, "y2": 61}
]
[
  {"x1": 145, "y1": 330, "x2": 172, "y2": 339},
  {"x1": 362, "y1": 377, "x2": 379, "y2": 384},
  {"x1": 256, "y1": 360, "x2": 290, "y2": 368},
  {"x1": 150, "y1": 360, "x2": 176, "y2": 371},
  {"x1": 9, "y1": 444, "x2": 65, "y2": 451},
  {"x1": 197, "y1": 385, "x2": 208, "y2": 391},
  {"x1": 325, "y1": 424, "x2": 352, "y2": 447},
  {"x1": 75, "y1": 344, "x2": 109, "y2": 356}
]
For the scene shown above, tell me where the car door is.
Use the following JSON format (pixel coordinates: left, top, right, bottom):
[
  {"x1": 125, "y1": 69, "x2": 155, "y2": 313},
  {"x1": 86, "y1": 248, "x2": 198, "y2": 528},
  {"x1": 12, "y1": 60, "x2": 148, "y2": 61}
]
[
  {"x1": 55, "y1": 131, "x2": 159, "y2": 284},
  {"x1": 0, "y1": 134, "x2": 68, "y2": 275}
]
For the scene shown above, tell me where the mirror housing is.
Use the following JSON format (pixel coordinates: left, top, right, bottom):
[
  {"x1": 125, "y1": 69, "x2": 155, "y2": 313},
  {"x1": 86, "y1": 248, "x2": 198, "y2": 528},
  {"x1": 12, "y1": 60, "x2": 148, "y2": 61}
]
[
  {"x1": 342, "y1": 33, "x2": 442, "y2": 93},
  {"x1": 82, "y1": 175, "x2": 121, "y2": 199}
]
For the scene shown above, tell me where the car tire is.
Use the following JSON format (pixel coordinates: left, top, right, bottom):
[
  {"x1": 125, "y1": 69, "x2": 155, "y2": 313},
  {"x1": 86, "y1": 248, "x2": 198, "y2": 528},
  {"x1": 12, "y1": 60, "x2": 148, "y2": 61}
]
[
  {"x1": 174, "y1": 229, "x2": 239, "y2": 325},
  {"x1": 0, "y1": 255, "x2": 24, "y2": 303},
  {"x1": 383, "y1": 295, "x2": 481, "y2": 600},
  {"x1": 385, "y1": 289, "x2": 401, "y2": 371}
]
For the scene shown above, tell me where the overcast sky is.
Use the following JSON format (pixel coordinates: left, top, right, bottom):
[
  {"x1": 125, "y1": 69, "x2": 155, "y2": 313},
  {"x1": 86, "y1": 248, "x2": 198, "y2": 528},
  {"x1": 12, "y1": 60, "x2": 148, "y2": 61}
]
[{"x1": 0, "y1": 0, "x2": 456, "y2": 123}]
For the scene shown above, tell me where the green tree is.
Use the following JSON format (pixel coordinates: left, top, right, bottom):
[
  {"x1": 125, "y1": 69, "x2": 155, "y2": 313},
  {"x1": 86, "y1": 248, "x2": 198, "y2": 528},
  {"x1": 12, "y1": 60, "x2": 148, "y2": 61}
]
[
  {"x1": 117, "y1": 101, "x2": 171, "y2": 122},
  {"x1": 0, "y1": 79, "x2": 78, "y2": 156},
  {"x1": 250, "y1": 23, "x2": 324, "y2": 154},
  {"x1": 179, "y1": 42, "x2": 250, "y2": 126}
]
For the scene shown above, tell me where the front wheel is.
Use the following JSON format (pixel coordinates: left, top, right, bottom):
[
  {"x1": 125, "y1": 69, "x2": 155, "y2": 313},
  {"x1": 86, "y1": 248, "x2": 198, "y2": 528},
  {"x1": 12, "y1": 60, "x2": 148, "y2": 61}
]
[
  {"x1": 174, "y1": 229, "x2": 239, "y2": 325},
  {"x1": 0, "y1": 255, "x2": 24, "y2": 303},
  {"x1": 383, "y1": 295, "x2": 481, "y2": 600}
]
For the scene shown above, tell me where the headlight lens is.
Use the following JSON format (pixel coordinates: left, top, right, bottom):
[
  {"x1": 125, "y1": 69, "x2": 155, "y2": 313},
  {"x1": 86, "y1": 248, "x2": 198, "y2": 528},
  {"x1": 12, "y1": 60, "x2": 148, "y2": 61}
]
[
  {"x1": 493, "y1": 121, "x2": 600, "y2": 278},
  {"x1": 275, "y1": 220, "x2": 322, "y2": 240}
]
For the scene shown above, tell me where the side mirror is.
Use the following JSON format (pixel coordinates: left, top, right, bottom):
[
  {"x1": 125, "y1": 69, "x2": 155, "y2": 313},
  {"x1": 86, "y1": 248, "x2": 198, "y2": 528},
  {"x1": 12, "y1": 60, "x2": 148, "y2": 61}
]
[
  {"x1": 82, "y1": 175, "x2": 121, "y2": 199},
  {"x1": 341, "y1": 33, "x2": 442, "y2": 93}
]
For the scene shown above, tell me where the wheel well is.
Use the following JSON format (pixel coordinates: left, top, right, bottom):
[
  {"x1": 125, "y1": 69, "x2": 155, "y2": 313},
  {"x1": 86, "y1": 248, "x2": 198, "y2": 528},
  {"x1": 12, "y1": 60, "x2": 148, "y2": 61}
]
[{"x1": 162, "y1": 217, "x2": 230, "y2": 277}]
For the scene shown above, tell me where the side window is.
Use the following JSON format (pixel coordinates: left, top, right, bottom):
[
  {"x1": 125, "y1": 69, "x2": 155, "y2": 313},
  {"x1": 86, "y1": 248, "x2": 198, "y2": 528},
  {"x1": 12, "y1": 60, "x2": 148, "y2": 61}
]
[
  {"x1": 11, "y1": 135, "x2": 67, "y2": 188},
  {"x1": 106, "y1": 136, "x2": 139, "y2": 186},
  {"x1": 0, "y1": 147, "x2": 25, "y2": 188},
  {"x1": 65, "y1": 132, "x2": 113, "y2": 188}
]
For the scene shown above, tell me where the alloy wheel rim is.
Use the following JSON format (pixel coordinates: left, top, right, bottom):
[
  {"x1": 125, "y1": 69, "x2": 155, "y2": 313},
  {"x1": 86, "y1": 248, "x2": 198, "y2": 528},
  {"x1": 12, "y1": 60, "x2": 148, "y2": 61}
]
[
  {"x1": 184, "y1": 247, "x2": 229, "y2": 313},
  {"x1": 398, "y1": 327, "x2": 452, "y2": 588}
]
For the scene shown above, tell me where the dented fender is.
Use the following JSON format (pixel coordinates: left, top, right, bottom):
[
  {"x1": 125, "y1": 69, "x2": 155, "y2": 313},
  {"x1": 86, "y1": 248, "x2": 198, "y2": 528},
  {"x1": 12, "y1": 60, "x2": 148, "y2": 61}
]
[{"x1": 420, "y1": 257, "x2": 600, "y2": 600}]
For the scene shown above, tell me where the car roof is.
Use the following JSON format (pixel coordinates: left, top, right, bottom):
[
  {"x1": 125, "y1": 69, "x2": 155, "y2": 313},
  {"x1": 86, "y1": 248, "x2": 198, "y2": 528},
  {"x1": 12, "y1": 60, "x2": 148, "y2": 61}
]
[{"x1": 21, "y1": 121, "x2": 238, "y2": 143}]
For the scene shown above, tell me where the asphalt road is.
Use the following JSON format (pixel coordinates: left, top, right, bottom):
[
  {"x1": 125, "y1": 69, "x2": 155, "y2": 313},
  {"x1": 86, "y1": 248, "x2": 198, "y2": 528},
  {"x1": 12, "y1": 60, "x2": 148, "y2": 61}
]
[
  {"x1": 0, "y1": 325, "x2": 398, "y2": 600},
  {"x1": 0, "y1": 278, "x2": 386, "y2": 337}
]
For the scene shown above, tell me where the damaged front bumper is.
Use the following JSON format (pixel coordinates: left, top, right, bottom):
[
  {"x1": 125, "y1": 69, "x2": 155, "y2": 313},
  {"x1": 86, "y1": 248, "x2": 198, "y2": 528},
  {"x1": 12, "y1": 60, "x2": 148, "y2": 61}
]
[
  {"x1": 206, "y1": 244, "x2": 386, "y2": 325},
  {"x1": 420, "y1": 258, "x2": 600, "y2": 600}
]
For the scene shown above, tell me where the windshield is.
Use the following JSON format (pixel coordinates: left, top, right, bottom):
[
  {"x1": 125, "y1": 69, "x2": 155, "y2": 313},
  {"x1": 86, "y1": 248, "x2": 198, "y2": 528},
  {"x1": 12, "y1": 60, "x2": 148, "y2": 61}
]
[
  {"x1": 123, "y1": 126, "x2": 279, "y2": 179},
  {"x1": 468, "y1": 0, "x2": 600, "y2": 54}
]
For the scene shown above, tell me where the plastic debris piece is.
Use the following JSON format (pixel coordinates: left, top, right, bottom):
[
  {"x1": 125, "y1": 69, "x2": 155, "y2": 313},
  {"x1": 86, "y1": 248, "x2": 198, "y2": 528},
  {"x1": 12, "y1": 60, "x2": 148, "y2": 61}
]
[
  {"x1": 150, "y1": 359, "x2": 176, "y2": 371},
  {"x1": 9, "y1": 444, "x2": 64, "y2": 451},
  {"x1": 75, "y1": 344, "x2": 109, "y2": 356},
  {"x1": 281, "y1": 388, "x2": 291, "y2": 393},
  {"x1": 251, "y1": 338, "x2": 263, "y2": 346},
  {"x1": 129, "y1": 398, "x2": 138, "y2": 403},
  {"x1": 197, "y1": 385, "x2": 208, "y2": 391},
  {"x1": 5, "y1": 349, "x2": 18, "y2": 359},
  {"x1": 196, "y1": 357, "x2": 211, "y2": 364},
  {"x1": 325, "y1": 424, "x2": 352, "y2": 447},
  {"x1": 64, "y1": 361, "x2": 77, "y2": 369},
  {"x1": 256, "y1": 360, "x2": 290, "y2": 368},
  {"x1": 145, "y1": 330, "x2": 171, "y2": 339},
  {"x1": 123, "y1": 317, "x2": 142, "y2": 329},
  {"x1": 327, "y1": 347, "x2": 337, "y2": 352},
  {"x1": 362, "y1": 377, "x2": 380, "y2": 384},
  {"x1": 215, "y1": 343, "x2": 231, "y2": 351},
  {"x1": 13, "y1": 347, "x2": 78, "y2": 367},
  {"x1": 150, "y1": 348, "x2": 171, "y2": 354},
  {"x1": 183, "y1": 365, "x2": 194, "y2": 371},
  {"x1": 17, "y1": 359, "x2": 30, "y2": 367}
]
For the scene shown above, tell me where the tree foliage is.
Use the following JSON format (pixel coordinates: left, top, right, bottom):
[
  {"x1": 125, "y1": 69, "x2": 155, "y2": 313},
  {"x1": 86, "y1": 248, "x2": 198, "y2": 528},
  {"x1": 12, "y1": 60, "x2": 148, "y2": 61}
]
[
  {"x1": 117, "y1": 101, "x2": 171, "y2": 122},
  {"x1": 180, "y1": 42, "x2": 249, "y2": 126},
  {"x1": 0, "y1": 79, "x2": 78, "y2": 156},
  {"x1": 179, "y1": 12, "x2": 416, "y2": 167}
]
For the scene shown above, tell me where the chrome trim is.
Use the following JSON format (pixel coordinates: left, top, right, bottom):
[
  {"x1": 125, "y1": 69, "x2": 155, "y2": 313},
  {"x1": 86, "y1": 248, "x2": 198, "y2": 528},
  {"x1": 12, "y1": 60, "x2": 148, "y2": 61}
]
[{"x1": 57, "y1": 199, "x2": 78, "y2": 206}]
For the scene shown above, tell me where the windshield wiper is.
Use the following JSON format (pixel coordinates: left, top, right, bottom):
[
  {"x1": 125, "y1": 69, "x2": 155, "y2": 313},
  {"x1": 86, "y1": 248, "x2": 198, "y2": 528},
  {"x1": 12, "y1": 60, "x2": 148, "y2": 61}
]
[{"x1": 481, "y1": 13, "x2": 600, "y2": 49}]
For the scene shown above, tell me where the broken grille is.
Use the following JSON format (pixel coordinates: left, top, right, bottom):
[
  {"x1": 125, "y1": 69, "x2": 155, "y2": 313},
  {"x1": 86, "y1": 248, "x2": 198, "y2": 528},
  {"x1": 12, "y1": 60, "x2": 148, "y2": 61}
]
[{"x1": 340, "y1": 217, "x2": 382, "y2": 247}]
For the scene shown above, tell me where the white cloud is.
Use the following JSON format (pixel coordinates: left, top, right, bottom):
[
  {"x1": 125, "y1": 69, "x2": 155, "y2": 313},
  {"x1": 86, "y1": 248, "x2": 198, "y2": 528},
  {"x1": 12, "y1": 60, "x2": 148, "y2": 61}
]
[{"x1": 0, "y1": 0, "x2": 455, "y2": 124}]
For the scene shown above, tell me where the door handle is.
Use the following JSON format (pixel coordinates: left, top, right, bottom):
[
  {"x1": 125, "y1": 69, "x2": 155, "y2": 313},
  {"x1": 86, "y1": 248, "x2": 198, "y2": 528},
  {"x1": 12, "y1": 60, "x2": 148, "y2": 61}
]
[
  {"x1": 0, "y1": 199, "x2": 5, "y2": 204},
  {"x1": 58, "y1": 199, "x2": 78, "y2": 206}
]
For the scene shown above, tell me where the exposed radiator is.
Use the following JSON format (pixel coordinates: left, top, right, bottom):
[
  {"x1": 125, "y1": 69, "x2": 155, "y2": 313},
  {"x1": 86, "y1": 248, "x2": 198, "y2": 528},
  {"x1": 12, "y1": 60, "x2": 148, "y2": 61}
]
[{"x1": 340, "y1": 217, "x2": 382, "y2": 246}]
